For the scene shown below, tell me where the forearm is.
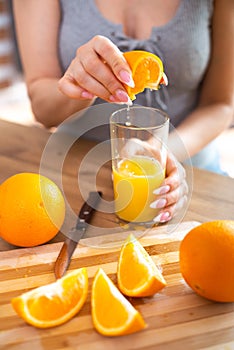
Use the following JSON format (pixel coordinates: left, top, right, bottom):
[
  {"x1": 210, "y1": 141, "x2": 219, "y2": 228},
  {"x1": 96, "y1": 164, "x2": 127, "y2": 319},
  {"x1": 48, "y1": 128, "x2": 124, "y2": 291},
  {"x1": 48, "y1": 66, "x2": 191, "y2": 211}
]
[
  {"x1": 28, "y1": 78, "x2": 94, "y2": 128},
  {"x1": 168, "y1": 103, "x2": 234, "y2": 162}
]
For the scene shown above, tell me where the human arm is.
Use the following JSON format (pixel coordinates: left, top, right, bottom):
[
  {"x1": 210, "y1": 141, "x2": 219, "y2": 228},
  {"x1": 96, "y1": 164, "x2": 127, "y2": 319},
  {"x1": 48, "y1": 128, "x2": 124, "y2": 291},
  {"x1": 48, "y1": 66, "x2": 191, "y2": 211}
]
[
  {"x1": 13, "y1": 0, "x2": 86, "y2": 127},
  {"x1": 13, "y1": 0, "x2": 133, "y2": 128},
  {"x1": 13, "y1": 0, "x2": 188, "y2": 223},
  {"x1": 168, "y1": 0, "x2": 234, "y2": 161}
]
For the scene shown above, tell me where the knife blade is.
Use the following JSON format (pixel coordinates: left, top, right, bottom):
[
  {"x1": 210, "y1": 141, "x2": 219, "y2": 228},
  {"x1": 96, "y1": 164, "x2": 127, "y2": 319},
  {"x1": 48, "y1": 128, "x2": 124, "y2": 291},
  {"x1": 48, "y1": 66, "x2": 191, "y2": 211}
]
[{"x1": 54, "y1": 191, "x2": 102, "y2": 279}]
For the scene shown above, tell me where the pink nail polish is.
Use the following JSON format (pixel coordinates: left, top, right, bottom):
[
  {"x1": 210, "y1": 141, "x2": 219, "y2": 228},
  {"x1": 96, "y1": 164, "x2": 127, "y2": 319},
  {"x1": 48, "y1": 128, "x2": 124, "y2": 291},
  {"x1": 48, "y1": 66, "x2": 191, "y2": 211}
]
[
  {"x1": 153, "y1": 185, "x2": 170, "y2": 195},
  {"x1": 150, "y1": 198, "x2": 167, "y2": 209},
  {"x1": 119, "y1": 70, "x2": 135, "y2": 88},
  {"x1": 109, "y1": 95, "x2": 118, "y2": 102},
  {"x1": 153, "y1": 211, "x2": 171, "y2": 223},
  {"x1": 115, "y1": 89, "x2": 132, "y2": 104},
  {"x1": 160, "y1": 212, "x2": 171, "y2": 222},
  {"x1": 81, "y1": 91, "x2": 95, "y2": 99},
  {"x1": 110, "y1": 94, "x2": 133, "y2": 106}
]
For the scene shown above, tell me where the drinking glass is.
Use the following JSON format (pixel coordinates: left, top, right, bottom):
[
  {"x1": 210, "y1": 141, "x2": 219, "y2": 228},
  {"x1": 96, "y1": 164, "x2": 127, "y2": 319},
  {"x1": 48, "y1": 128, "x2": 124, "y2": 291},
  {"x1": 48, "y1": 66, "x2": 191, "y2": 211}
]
[{"x1": 110, "y1": 106, "x2": 169, "y2": 224}]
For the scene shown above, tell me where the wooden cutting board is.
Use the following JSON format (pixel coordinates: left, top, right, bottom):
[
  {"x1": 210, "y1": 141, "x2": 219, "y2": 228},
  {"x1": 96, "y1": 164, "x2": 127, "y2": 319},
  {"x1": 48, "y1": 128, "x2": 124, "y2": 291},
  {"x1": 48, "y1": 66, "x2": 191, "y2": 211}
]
[{"x1": 0, "y1": 221, "x2": 234, "y2": 350}]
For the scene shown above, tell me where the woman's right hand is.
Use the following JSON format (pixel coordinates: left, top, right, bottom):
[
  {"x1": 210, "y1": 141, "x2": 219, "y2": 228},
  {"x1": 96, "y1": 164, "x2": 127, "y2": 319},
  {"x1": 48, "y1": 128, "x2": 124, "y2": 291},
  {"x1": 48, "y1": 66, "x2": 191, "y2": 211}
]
[{"x1": 58, "y1": 35, "x2": 134, "y2": 104}]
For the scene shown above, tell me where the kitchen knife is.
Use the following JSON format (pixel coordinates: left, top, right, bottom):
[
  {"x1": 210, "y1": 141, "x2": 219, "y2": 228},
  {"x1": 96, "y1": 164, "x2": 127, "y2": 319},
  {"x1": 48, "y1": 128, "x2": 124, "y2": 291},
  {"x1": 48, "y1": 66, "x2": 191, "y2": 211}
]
[{"x1": 54, "y1": 191, "x2": 102, "y2": 279}]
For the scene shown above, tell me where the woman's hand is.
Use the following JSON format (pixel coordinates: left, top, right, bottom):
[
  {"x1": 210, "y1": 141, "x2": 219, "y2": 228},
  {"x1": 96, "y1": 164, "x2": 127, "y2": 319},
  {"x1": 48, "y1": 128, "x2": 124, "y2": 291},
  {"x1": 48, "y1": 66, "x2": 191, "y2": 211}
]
[
  {"x1": 58, "y1": 35, "x2": 134, "y2": 104},
  {"x1": 121, "y1": 139, "x2": 189, "y2": 223},
  {"x1": 150, "y1": 152, "x2": 189, "y2": 223}
]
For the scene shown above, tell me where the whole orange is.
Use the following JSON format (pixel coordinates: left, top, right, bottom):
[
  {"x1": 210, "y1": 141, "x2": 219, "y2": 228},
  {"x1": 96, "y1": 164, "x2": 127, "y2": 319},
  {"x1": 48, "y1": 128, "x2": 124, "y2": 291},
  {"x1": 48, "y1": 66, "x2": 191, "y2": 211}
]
[
  {"x1": 179, "y1": 220, "x2": 234, "y2": 302},
  {"x1": 0, "y1": 173, "x2": 65, "y2": 247}
]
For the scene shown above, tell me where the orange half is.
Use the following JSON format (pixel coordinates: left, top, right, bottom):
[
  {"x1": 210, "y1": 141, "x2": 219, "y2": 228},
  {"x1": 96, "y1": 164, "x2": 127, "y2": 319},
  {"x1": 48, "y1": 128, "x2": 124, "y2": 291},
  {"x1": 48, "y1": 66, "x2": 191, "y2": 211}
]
[
  {"x1": 91, "y1": 268, "x2": 146, "y2": 336},
  {"x1": 117, "y1": 234, "x2": 167, "y2": 297},
  {"x1": 11, "y1": 268, "x2": 88, "y2": 328},
  {"x1": 123, "y1": 50, "x2": 168, "y2": 100}
]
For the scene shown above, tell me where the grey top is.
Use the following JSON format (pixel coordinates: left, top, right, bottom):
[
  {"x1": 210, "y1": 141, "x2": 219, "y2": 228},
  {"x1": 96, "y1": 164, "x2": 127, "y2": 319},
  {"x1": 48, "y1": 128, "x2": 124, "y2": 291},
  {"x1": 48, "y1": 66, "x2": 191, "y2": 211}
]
[{"x1": 59, "y1": 0, "x2": 213, "y2": 138}]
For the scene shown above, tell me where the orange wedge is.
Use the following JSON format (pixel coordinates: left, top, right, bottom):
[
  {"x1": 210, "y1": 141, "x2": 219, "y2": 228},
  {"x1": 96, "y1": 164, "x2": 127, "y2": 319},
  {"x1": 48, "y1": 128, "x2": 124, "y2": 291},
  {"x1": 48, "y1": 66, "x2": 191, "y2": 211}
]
[
  {"x1": 123, "y1": 50, "x2": 168, "y2": 100},
  {"x1": 91, "y1": 268, "x2": 146, "y2": 336},
  {"x1": 117, "y1": 234, "x2": 167, "y2": 297},
  {"x1": 11, "y1": 268, "x2": 88, "y2": 328}
]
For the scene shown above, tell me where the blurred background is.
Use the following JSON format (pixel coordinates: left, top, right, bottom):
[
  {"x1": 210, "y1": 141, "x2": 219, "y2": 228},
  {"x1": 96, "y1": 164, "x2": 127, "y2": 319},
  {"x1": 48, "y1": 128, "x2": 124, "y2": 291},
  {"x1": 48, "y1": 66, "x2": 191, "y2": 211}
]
[{"x1": 0, "y1": 0, "x2": 233, "y2": 177}]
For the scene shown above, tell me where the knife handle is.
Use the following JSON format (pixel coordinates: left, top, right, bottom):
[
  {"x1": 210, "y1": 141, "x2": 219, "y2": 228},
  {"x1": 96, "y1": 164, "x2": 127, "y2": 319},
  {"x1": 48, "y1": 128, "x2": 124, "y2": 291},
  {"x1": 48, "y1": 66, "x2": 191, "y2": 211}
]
[{"x1": 78, "y1": 191, "x2": 102, "y2": 223}]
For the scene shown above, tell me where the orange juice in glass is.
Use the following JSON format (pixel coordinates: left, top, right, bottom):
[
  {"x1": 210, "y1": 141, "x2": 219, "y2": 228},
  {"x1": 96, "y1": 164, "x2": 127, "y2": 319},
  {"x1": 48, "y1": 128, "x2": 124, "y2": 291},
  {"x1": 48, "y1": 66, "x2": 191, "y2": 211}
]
[{"x1": 110, "y1": 106, "x2": 169, "y2": 224}]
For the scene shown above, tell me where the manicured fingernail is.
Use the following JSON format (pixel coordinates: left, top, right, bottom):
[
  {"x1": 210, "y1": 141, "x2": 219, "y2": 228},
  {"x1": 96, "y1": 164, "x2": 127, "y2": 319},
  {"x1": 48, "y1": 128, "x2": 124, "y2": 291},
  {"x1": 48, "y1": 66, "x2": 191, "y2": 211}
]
[
  {"x1": 115, "y1": 89, "x2": 132, "y2": 104},
  {"x1": 109, "y1": 95, "x2": 117, "y2": 102},
  {"x1": 153, "y1": 185, "x2": 170, "y2": 195},
  {"x1": 153, "y1": 211, "x2": 171, "y2": 223},
  {"x1": 150, "y1": 198, "x2": 167, "y2": 209},
  {"x1": 109, "y1": 95, "x2": 133, "y2": 106},
  {"x1": 81, "y1": 91, "x2": 95, "y2": 99},
  {"x1": 119, "y1": 70, "x2": 135, "y2": 87}
]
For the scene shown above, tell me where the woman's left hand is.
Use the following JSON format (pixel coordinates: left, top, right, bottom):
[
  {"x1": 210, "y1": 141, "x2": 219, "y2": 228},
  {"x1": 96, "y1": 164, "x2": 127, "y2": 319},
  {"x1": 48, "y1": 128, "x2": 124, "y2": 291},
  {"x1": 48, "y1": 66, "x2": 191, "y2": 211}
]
[{"x1": 150, "y1": 152, "x2": 189, "y2": 223}]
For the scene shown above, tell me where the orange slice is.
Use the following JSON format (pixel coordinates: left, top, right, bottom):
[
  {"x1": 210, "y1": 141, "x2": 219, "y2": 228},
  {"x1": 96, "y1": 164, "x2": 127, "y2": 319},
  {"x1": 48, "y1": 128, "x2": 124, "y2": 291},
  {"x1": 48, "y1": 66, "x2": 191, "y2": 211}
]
[
  {"x1": 117, "y1": 234, "x2": 167, "y2": 297},
  {"x1": 123, "y1": 50, "x2": 168, "y2": 100},
  {"x1": 11, "y1": 268, "x2": 88, "y2": 328},
  {"x1": 91, "y1": 268, "x2": 146, "y2": 336}
]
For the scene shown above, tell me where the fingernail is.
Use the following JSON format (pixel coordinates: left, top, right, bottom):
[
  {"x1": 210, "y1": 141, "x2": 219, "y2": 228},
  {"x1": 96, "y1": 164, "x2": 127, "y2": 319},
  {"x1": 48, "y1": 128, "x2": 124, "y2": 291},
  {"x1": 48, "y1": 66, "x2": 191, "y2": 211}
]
[
  {"x1": 115, "y1": 89, "x2": 132, "y2": 104},
  {"x1": 109, "y1": 95, "x2": 133, "y2": 106},
  {"x1": 150, "y1": 198, "x2": 167, "y2": 209},
  {"x1": 119, "y1": 70, "x2": 135, "y2": 87},
  {"x1": 109, "y1": 95, "x2": 118, "y2": 102},
  {"x1": 81, "y1": 91, "x2": 95, "y2": 99},
  {"x1": 153, "y1": 185, "x2": 170, "y2": 195},
  {"x1": 153, "y1": 211, "x2": 171, "y2": 223}
]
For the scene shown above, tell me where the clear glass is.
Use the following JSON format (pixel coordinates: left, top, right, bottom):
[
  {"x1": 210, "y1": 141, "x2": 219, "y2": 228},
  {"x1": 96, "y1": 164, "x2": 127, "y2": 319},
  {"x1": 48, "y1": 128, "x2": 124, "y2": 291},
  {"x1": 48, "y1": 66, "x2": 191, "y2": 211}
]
[{"x1": 110, "y1": 106, "x2": 169, "y2": 224}]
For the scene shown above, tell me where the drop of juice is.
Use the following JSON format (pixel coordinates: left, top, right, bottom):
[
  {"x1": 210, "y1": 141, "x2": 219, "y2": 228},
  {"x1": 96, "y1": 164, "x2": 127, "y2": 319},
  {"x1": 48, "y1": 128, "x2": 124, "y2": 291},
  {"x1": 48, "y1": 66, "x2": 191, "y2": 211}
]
[{"x1": 125, "y1": 104, "x2": 131, "y2": 126}]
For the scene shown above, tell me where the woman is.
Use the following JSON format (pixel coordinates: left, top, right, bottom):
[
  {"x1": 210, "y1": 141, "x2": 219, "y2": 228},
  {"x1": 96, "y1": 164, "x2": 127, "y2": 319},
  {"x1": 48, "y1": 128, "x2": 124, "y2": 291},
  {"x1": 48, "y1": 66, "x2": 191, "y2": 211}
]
[{"x1": 13, "y1": 0, "x2": 234, "y2": 222}]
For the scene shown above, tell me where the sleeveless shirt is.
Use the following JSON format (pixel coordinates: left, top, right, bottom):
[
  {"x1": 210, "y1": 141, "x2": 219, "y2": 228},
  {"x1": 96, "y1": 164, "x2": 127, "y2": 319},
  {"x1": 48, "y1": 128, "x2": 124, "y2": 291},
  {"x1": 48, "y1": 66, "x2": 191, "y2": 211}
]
[
  {"x1": 59, "y1": 0, "x2": 213, "y2": 130},
  {"x1": 58, "y1": 0, "x2": 226, "y2": 174}
]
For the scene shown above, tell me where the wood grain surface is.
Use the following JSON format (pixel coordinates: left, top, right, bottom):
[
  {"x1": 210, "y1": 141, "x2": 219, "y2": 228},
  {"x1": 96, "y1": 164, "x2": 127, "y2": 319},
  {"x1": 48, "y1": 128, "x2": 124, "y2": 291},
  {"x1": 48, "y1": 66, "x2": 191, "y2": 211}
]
[
  {"x1": 0, "y1": 119, "x2": 233, "y2": 253},
  {"x1": 0, "y1": 221, "x2": 234, "y2": 350},
  {"x1": 0, "y1": 120, "x2": 234, "y2": 349}
]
